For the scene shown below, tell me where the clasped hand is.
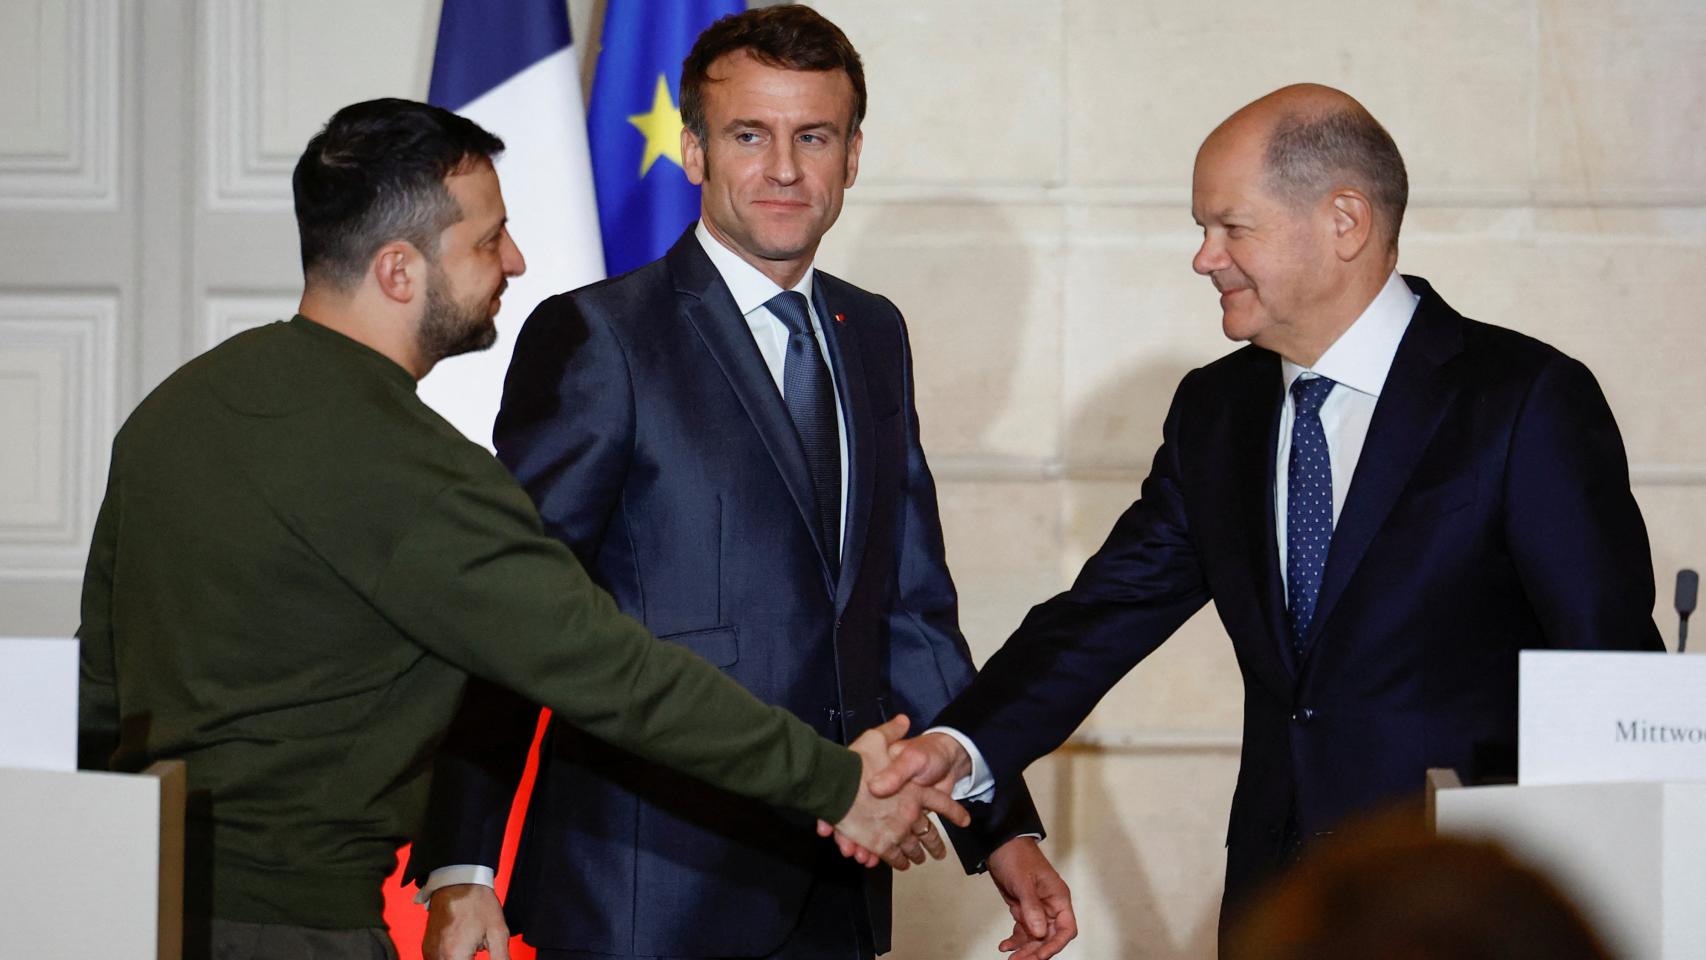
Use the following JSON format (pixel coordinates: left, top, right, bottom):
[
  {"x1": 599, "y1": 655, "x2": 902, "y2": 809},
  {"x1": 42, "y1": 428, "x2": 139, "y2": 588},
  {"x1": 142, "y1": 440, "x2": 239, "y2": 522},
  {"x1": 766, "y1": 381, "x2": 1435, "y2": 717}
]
[{"x1": 816, "y1": 715, "x2": 970, "y2": 870}]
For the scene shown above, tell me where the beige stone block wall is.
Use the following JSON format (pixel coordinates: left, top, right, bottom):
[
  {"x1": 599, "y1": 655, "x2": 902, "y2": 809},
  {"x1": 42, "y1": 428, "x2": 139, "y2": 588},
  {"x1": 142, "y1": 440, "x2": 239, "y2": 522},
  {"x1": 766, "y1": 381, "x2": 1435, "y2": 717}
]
[{"x1": 806, "y1": 1, "x2": 1706, "y2": 957}]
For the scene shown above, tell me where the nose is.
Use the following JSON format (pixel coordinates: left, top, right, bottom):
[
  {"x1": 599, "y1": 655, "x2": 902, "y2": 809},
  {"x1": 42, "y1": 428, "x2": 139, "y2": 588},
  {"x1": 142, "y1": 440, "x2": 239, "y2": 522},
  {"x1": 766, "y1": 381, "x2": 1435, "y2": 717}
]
[
  {"x1": 1192, "y1": 232, "x2": 1226, "y2": 276},
  {"x1": 765, "y1": 139, "x2": 800, "y2": 185},
  {"x1": 501, "y1": 229, "x2": 526, "y2": 278}
]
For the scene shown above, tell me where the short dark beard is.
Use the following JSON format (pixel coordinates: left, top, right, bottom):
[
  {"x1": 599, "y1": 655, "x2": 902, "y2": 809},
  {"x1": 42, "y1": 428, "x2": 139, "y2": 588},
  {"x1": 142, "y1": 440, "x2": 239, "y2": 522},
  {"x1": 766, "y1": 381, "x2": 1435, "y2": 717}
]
[{"x1": 416, "y1": 266, "x2": 497, "y2": 366}]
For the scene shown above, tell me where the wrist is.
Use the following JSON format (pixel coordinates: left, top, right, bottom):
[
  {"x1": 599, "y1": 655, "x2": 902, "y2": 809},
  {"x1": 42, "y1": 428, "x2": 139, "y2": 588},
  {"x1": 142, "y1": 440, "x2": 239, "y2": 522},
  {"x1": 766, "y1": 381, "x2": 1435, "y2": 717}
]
[{"x1": 931, "y1": 732, "x2": 974, "y2": 782}]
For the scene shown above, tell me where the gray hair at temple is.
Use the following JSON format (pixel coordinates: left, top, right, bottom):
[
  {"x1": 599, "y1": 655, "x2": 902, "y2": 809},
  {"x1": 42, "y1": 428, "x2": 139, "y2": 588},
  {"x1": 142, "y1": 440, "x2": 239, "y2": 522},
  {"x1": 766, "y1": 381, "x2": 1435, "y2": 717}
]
[{"x1": 1263, "y1": 105, "x2": 1409, "y2": 251}]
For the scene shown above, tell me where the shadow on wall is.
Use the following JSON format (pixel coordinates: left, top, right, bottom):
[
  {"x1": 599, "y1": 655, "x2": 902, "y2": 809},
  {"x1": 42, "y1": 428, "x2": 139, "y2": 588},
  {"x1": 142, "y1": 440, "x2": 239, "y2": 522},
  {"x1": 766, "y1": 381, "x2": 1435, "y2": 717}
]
[
  {"x1": 1055, "y1": 745, "x2": 1223, "y2": 960},
  {"x1": 833, "y1": 200, "x2": 1030, "y2": 465},
  {"x1": 839, "y1": 196, "x2": 1235, "y2": 958}
]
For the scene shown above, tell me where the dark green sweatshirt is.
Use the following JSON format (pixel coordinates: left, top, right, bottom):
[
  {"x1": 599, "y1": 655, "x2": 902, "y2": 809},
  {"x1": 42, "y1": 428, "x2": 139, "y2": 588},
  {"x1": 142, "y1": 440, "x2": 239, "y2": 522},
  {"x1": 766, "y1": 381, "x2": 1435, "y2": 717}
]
[{"x1": 77, "y1": 316, "x2": 861, "y2": 928}]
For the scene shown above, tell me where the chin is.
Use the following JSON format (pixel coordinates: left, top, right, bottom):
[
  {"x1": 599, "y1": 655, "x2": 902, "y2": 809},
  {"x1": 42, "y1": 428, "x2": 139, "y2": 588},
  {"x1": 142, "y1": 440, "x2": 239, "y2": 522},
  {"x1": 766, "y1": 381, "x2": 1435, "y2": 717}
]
[{"x1": 1220, "y1": 310, "x2": 1273, "y2": 345}]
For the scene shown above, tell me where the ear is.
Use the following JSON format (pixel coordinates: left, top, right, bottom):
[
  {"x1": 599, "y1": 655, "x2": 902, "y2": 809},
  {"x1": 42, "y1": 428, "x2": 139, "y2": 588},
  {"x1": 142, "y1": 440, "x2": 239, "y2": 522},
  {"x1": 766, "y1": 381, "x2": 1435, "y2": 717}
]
[
  {"x1": 1329, "y1": 189, "x2": 1374, "y2": 262},
  {"x1": 843, "y1": 127, "x2": 863, "y2": 189},
  {"x1": 681, "y1": 127, "x2": 707, "y2": 187},
  {"x1": 371, "y1": 241, "x2": 424, "y2": 305}
]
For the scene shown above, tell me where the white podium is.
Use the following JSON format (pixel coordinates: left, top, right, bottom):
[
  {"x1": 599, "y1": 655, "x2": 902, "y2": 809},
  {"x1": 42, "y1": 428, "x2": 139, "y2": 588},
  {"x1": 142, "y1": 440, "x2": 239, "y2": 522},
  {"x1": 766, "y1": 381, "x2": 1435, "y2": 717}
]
[
  {"x1": 1427, "y1": 651, "x2": 1706, "y2": 960},
  {"x1": 1432, "y1": 771, "x2": 1706, "y2": 960},
  {"x1": 0, "y1": 760, "x2": 185, "y2": 959}
]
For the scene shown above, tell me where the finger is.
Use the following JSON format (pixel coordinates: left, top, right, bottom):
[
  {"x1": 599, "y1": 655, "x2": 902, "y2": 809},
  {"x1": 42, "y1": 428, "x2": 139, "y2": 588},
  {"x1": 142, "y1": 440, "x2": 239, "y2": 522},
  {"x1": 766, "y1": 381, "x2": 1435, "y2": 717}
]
[
  {"x1": 915, "y1": 818, "x2": 948, "y2": 860},
  {"x1": 487, "y1": 930, "x2": 512, "y2": 960},
  {"x1": 916, "y1": 785, "x2": 971, "y2": 828},
  {"x1": 997, "y1": 920, "x2": 1027, "y2": 954},
  {"x1": 900, "y1": 836, "x2": 927, "y2": 865},
  {"x1": 817, "y1": 818, "x2": 834, "y2": 837},
  {"x1": 1050, "y1": 899, "x2": 1079, "y2": 951}
]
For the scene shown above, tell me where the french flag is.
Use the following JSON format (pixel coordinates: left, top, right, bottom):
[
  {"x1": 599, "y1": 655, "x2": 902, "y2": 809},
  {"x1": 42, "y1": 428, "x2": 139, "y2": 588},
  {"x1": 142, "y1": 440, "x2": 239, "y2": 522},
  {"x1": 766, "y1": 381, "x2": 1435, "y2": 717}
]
[{"x1": 415, "y1": 0, "x2": 605, "y2": 450}]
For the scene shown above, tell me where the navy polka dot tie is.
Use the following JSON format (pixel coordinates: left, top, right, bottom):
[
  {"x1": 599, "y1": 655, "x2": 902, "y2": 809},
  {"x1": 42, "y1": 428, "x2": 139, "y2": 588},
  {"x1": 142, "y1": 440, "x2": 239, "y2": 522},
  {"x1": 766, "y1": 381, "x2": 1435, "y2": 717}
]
[
  {"x1": 1286, "y1": 375, "x2": 1336, "y2": 655},
  {"x1": 767, "y1": 291, "x2": 840, "y2": 575}
]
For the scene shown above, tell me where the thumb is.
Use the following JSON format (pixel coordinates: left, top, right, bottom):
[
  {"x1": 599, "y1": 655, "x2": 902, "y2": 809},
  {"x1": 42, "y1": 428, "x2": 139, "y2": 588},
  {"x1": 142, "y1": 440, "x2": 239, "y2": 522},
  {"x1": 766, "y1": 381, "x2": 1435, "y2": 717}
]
[
  {"x1": 1020, "y1": 889, "x2": 1048, "y2": 939},
  {"x1": 869, "y1": 742, "x2": 932, "y2": 797},
  {"x1": 488, "y1": 933, "x2": 512, "y2": 960},
  {"x1": 873, "y1": 713, "x2": 911, "y2": 745}
]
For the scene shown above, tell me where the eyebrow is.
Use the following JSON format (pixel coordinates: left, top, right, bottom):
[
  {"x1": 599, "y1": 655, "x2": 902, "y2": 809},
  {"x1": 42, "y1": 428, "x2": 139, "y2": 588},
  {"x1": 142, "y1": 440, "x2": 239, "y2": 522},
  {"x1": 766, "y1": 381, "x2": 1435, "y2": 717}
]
[
  {"x1": 722, "y1": 118, "x2": 841, "y2": 136},
  {"x1": 482, "y1": 218, "x2": 508, "y2": 242}
]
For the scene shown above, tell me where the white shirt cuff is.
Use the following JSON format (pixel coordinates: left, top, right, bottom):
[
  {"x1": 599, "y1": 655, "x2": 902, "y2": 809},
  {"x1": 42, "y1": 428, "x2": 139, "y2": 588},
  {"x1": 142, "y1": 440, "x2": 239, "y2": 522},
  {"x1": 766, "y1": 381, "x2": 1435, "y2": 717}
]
[
  {"x1": 413, "y1": 864, "x2": 496, "y2": 905},
  {"x1": 925, "y1": 726, "x2": 996, "y2": 803}
]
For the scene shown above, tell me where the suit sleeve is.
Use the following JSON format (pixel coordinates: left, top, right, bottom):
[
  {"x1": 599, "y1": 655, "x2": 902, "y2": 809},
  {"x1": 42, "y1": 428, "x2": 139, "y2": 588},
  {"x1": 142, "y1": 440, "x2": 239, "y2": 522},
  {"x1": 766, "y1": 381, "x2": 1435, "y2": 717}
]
[
  {"x1": 877, "y1": 304, "x2": 1044, "y2": 872},
  {"x1": 1503, "y1": 354, "x2": 1664, "y2": 650},
  {"x1": 76, "y1": 452, "x2": 121, "y2": 771},
  {"x1": 935, "y1": 372, "x2": 1214, "y2": 784},
  {"x1": 407, "y1": 294, "x2": 655, "y2": 881}
]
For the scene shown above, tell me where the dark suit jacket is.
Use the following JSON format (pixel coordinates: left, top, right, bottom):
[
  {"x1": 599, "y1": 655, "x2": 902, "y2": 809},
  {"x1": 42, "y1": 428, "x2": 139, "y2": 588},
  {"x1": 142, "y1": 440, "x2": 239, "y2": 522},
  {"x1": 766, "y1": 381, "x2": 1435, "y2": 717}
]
[
  {"x1": 936, "y1": 275, "x2": 1663, "y2": 916},
  {"x1": 408, "y1": 229, "x2": 1040, "y2": 957}
]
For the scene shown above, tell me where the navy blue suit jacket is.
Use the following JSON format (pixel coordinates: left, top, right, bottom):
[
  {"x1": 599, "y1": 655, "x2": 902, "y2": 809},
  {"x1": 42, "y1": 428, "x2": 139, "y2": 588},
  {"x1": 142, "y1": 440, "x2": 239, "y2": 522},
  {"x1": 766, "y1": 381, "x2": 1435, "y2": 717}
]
[
  {"x1": 936, "y1": 276, "x2": 1662, "y2": 915},
  {"x1": 408, "y1": 230, "x2": 1040, "y2": 957}
]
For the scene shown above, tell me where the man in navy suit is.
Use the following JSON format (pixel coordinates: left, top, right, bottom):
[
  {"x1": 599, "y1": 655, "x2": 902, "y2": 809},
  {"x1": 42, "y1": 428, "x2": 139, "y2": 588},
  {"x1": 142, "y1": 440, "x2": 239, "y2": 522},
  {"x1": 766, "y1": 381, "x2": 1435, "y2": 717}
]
[
  {"x1": 871, "y1": 82, "x2": 1665, "y2": 941},
  {"x1": 408, "y1": 7, "x2": 1074, "y2": 960}
]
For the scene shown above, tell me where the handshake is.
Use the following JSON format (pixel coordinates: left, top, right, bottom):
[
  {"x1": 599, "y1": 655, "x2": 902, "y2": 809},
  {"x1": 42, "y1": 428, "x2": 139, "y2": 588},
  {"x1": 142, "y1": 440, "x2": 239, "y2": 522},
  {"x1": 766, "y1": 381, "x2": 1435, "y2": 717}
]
[{"x1": 816, "y1": 714, "x2": 980, "y2": 870}]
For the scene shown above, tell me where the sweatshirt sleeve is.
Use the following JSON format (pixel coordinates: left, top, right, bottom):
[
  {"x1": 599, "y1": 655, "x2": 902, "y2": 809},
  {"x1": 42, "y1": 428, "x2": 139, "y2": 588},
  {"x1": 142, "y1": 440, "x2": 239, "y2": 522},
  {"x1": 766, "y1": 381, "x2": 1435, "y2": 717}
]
[
  {"x1": 76, "y1": 456, "x2": 122, "y2": 771},
  {"x1": 368, "y1": 474, "x2": 861, "y2": 823}
]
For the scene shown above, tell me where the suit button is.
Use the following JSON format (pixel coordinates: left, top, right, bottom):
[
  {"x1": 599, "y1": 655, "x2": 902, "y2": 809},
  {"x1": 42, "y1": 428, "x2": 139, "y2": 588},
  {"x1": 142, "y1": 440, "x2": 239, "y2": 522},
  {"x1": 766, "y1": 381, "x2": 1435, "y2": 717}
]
[
  {"x1": 1291, "y1": 708, "x2": 1316, "y2": 724},
  {"x1": 834, "y1": 618, "x2": 843, "y2": 632}
]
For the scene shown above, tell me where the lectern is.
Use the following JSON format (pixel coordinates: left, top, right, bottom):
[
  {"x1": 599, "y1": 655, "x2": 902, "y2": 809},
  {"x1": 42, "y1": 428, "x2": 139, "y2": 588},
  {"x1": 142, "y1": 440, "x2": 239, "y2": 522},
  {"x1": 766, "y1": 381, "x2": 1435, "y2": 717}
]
[
  {"x1": 1429, "y1": 651, "x2": 1706, "y2": 960},
  {"x1": 0, "y1": 760, "x2": 185, "y2": 959}
]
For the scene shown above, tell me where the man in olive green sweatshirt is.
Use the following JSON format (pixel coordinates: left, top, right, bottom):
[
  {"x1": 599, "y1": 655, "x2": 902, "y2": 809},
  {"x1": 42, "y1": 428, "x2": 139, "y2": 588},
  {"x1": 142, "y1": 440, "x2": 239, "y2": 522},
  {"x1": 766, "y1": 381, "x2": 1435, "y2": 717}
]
[{"x1": 76, "y1": 98, "x2": 964, "y2": 960}]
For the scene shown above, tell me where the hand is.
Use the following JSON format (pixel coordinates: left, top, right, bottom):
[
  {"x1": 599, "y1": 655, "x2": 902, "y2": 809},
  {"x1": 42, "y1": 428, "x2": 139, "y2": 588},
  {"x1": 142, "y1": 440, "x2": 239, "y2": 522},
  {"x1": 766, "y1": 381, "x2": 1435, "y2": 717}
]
[
  {"x1": 986, "y1": 837, "x2": 1077, "y2": 959},
  {"x1": 870, "y1": 731, "x2": 974, "y2": 798},
  {"x1": 818, "y1": 729, "x2": 972, "y2": 865},
  {"x1": 820, "y1": 715, "x2": 970, "y2": 870},
  {"x1": 423, "y1": 883, "x2": 510, "y2": 960}
]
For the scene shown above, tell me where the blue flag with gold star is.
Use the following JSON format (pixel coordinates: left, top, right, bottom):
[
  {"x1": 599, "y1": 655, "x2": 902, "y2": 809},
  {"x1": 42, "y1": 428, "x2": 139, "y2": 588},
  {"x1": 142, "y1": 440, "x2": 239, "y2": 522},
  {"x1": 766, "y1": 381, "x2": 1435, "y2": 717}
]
[{"x1": 588, "y1": 0, "x2": 742, "y2": 276}]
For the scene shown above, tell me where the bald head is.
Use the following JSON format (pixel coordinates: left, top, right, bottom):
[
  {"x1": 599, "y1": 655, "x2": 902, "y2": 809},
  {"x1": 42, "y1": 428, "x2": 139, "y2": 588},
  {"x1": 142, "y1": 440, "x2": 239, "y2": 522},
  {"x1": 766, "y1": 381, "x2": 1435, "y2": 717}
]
[{"x1": 1206, "y1": 84, "x2": 1408, "y2": 252}]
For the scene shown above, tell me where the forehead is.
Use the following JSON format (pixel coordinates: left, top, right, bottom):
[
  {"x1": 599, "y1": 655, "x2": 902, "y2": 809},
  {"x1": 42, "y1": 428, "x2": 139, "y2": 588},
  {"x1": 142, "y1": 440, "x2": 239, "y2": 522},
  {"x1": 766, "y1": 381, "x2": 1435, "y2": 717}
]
[
  {"x1": 443, "y1": 161, "x2": 505, "y2": 226},
  {"x1": 1191, "y1": 128, "x2": 1278, "y2": 218},
  {"x1": 701, "y1": 50, "x2": 855, "y2": 126}
]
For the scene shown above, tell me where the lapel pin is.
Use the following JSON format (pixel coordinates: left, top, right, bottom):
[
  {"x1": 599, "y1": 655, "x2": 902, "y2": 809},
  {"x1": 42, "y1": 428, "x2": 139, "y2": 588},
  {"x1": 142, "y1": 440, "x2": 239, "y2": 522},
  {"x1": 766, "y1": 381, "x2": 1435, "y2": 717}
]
[{"x1": 834, "y1": 313, "x2": 846, "y2": 324}]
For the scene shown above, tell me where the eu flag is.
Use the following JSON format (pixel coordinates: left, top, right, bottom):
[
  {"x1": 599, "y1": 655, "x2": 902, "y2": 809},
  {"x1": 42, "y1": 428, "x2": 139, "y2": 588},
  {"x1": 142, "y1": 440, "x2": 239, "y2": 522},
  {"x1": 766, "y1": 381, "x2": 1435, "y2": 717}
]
[{"x1": 588, "y1": 0, "x2": 743, "y2": 277}]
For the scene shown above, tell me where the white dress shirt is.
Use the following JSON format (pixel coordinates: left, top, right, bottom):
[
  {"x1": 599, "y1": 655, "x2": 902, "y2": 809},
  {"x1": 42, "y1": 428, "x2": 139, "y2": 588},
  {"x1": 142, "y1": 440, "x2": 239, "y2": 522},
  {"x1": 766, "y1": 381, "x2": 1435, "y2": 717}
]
[
  {"x1": 692, "y1": 221, "x2": 850, "y2": 547},
  {"x1": 419, "y1": 226, "x2": 853, "y2": 903},
  {"x1": 938, "y1": 272, "x2": 1420, "y2": 803}
]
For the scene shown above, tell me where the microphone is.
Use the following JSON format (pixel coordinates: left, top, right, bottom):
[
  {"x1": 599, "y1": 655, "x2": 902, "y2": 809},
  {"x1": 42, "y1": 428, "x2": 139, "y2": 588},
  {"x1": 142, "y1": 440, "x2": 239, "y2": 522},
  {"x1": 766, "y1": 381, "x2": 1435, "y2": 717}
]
[{"x1": 1678, "y1": 569, "x2": 1699, "y2": 653}]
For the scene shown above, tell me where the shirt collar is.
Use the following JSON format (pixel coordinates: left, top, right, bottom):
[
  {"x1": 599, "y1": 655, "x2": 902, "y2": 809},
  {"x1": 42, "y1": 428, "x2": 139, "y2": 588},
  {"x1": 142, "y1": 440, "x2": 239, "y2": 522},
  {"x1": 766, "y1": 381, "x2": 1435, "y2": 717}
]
[
  {"x1": 1281, "y1": 271, "x2": 1419, "y2": 398},
  {"x1": 695, "y1": 220, "x2": 816, "y2": 317}
]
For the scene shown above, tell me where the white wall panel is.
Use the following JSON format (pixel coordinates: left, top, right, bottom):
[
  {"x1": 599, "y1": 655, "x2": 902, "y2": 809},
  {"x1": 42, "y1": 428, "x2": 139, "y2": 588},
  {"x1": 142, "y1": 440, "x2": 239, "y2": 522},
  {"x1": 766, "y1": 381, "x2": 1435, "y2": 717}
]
[
  {"x1": 0, "y1": 295, "x2": 117, "y2": 578},
  {"x1": 0, "y1": 0, "x2": 119, "y2": 209},
  {"x1": 204, "y1": 0, "x2": 437, "y2": 211},
  {"x1": 202, "y1": 293, "x2": 298, "y2": 351}
]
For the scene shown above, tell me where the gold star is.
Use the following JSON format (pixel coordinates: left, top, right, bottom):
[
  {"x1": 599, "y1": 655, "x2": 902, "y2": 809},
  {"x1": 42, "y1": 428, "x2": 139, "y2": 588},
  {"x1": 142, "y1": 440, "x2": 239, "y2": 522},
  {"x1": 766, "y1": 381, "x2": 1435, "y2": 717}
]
[{"x1": 628, "y1": 74, "x2": 685, "y2": 177}]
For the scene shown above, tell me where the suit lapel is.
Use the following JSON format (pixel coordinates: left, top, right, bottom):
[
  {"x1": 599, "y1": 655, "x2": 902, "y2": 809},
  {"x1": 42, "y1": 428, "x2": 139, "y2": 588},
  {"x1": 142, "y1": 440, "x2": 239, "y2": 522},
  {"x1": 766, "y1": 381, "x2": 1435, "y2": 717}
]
[
  {"x1": 1301, "y1": 279, "x2": 1465, "y2": 653},
  {"x1": 670, "y1": 232, "x2": 835, "y2": 595},
  {"x1": 815, "y1": 278, "x2": 872, "y2": 611},
  {"x1": 1227, "y1": 351, "x2": 1298, "y2": 683}
]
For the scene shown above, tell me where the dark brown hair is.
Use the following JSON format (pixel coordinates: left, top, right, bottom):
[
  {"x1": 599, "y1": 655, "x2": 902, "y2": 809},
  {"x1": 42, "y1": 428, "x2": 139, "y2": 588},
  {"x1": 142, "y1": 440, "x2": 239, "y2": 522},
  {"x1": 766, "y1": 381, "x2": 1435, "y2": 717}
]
[
  {"x1": 293, "y1": 98, "x2": 503, "y2": 288},
  {"x1": 1227, "y1": 812, "x2": 1613, "y2": 960},
  {"x1": 679, "y1": 5, "x2": 866, "y2": 145}
]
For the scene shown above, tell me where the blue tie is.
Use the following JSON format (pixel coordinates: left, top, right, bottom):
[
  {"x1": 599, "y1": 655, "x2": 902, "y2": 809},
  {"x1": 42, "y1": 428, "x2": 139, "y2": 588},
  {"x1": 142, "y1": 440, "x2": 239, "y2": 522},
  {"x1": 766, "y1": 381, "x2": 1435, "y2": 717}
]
[
  {"x1": 1286, "y1": 376, "x2": 1336, "y2": 655},
  {"x1": 767, "y1": 291, "x2": 840, "y2": 573}
]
